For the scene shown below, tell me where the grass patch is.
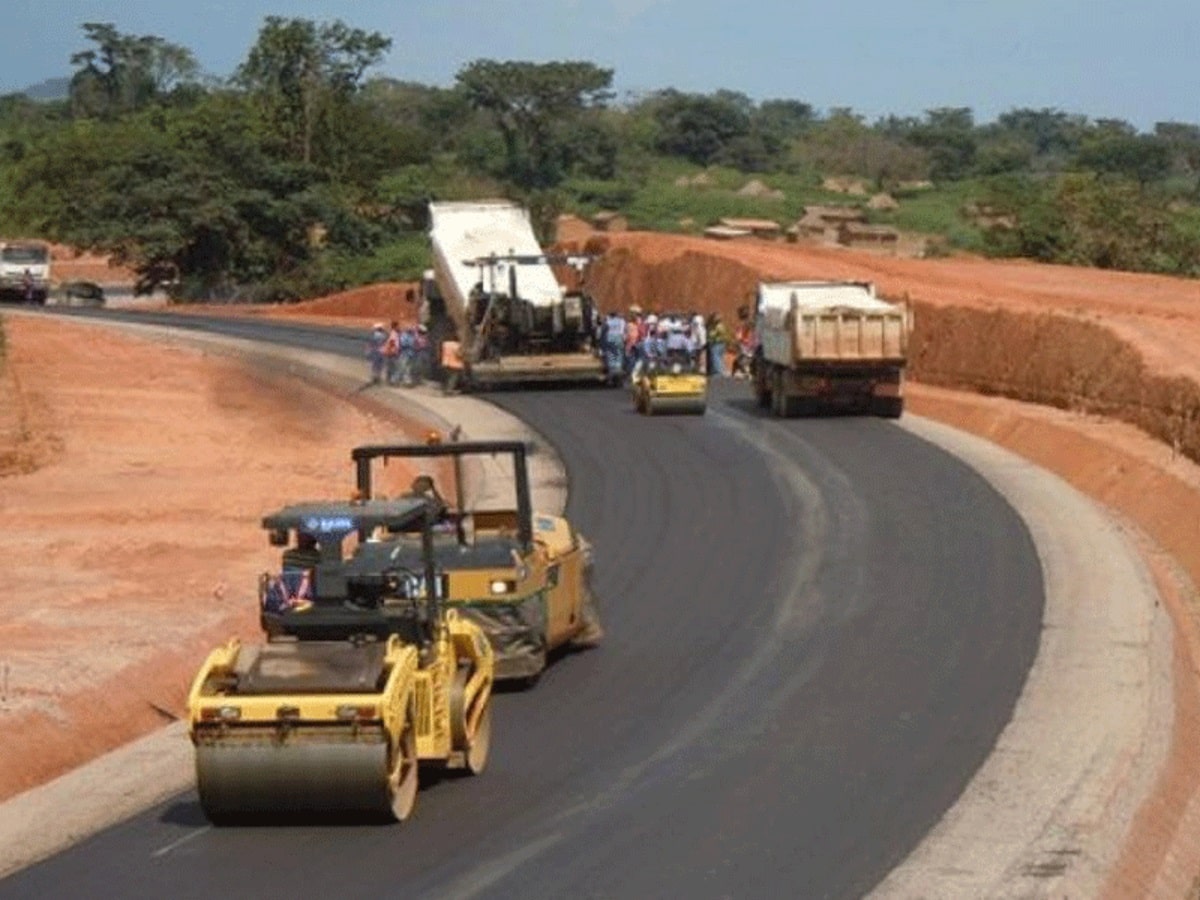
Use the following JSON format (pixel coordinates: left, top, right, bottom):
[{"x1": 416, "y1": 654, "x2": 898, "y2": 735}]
[{"x1": 868, "y1": 179, "x2": 988, "y2": 251}]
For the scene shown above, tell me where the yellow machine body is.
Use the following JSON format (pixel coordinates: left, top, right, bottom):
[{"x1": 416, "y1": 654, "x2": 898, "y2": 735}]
[{"x1": 633, "y1": 369, "x2": 708, "y2": 416}]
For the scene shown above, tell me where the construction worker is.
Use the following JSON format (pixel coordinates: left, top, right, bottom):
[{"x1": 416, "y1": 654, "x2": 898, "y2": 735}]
[
  {"x1": 634, "y1": 315, "x2": 663, "y2": 377},
  {"x1": 690, "y1": 312, "x2": 708, "y2": 373},
  {"x1": 397, "y1": 324, "x2": 419, "y2": 386},
  {"x1": 664, "y1": 322, "x2": 696, "y2": 364},
  {"x1": 412, "y1": 324, "x2": 430, "y2": 385},
  {"x1": 366, "y1": 322, "x2": 388, "y2": 384},
  {"x1": 624, "y1": 308, "x2": 643, "y2": 378},
  {"x1": 383, "y1": 321, "x2": 402, "y2": 385},
  {"x1": 602, "y1": 310, "x2": 626, "y2": 384},
  {"x1": 707, "y1": 312, "x2": 730, "y2": 377},
  {"x1": 732, "y1": 305, "x2": 756, "y2": 379}
]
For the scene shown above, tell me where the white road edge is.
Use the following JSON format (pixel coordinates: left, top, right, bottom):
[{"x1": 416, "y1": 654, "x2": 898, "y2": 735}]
[
  {"x1": 0, "y1": 317, "x2": 1174, "y2": 895},
  {"x1": 872, "y1": 416, "x2": 1173, "y2": 897}
]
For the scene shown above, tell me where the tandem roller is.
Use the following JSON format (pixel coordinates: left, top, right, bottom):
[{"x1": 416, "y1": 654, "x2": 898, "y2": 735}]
[
  {"x1": 633, "y1": 363, "x2": 708, "y2": 417},
  {"x1": 187, "y1": 496, "x2": 494, "y2": 824}
]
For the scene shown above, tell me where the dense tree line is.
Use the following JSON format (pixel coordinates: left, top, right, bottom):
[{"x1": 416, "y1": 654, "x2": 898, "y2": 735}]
[{"x1": 2, "y1": 18, "x2": 1199, "y2": 300}]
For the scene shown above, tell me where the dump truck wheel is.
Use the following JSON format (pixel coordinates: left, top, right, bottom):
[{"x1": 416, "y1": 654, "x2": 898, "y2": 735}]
[
  {"x1": 387, "y1": 715, "x2": 419, "y2": 822},
  {"x1": 874, "y1": 397, "x2": 904, "y2": 419},
  {"x1": 465, "y1": 701, "x2": 492, "y2": 775},
  {"x1": 771, "y1": 375, "x2": 786, "y2": 418}
]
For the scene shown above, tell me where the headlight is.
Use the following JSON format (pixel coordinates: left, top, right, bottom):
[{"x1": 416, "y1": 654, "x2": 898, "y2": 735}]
[{"x1": 489, "y1": 579, "x2": 514, "y2": 595}]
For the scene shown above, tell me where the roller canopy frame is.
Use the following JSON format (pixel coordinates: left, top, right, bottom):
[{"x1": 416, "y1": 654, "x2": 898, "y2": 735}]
[
  {"x1": 260, "y1": 497, "x2": 443, "y2": 647},
  {"x1": 352, "y1": 441, "x2": 534, "y2": 553}
]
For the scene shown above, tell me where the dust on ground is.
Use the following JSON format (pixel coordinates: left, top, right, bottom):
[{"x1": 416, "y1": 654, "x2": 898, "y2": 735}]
[{"x1": 0, "y1": 315, "x2": 423, "y2": 800}]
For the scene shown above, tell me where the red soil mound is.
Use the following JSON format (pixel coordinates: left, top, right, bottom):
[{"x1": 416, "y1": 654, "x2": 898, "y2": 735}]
[{"x1": 270, "y1": 282, "x2": 420, "y2": 323}]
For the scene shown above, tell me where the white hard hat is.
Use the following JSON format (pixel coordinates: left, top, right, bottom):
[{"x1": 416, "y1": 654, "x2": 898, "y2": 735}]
[{"x1": 645, "y1": 314, "x2": 658, "y2": 324}]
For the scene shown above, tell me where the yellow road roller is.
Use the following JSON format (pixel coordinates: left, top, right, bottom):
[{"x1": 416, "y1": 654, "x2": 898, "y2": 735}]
[
  {"x1": 187, "y1": 497, "x2": 494, "y2": 823},
  {"x1": 632, "y1": 354, "x2": 708, "y2": 416},
  {"x1": 351, "y1": 439, "x2": 603, "y2": 685}
]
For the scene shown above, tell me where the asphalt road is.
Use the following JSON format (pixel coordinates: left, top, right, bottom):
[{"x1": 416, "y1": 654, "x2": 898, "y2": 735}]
[{"x1": 0, "y1": 310, "x2": 1044, "y2": 899}]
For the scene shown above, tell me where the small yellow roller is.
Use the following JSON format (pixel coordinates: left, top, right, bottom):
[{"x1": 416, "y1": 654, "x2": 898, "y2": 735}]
[{"x1": 633, "y1": 358, "x2": 708, "y2": 417}]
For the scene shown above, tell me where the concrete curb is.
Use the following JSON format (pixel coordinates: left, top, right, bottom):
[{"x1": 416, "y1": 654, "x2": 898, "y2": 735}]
[
  {"x1": 0, "y1": 318, "x2": 568, "y2": 879},
  {"x1": 872, "y1": 416, "x2": 1173, "y2": 897}
]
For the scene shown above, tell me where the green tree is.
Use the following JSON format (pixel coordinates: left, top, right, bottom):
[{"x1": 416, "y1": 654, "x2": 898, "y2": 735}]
[
  {"x1": 980, "y1": 175, "x2": 1067, "y2": 261},
  {"x1": 650, "y1": 90, "x2": 751, "y2": 166},
  {"x1": 1, "y1": 95, "x2": 340, "y2": 298},
  {"x1": 904, "y1": 107, "x2": 978, "y2": 181},
  {"x1": 793, "y1": 109, "x2": 928, "y2": 183},
  {"x1": 69, "y1": 22, "x2": 199, "y2": 119},
  {"x1": 455, "y1": 59, "x2": 615, "y2": 189},
  {"x1": 1074, "y1": 131, "x2": 1172, "y2": 185},
  {"x1": 994, "y1": 108, "x2": 1087, "y2": 159},
  {"x1": 1055, "y1": 173, "x2": 1168, "y2": 268},
  {"x1": 236, "y1": 17, "x2": 391, "y2": 167}
]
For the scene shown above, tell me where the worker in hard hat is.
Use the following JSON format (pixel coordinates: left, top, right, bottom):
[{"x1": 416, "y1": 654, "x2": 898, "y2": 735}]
[{"x1": 601, "y1": 310, "x2": 626, "y2": 385}]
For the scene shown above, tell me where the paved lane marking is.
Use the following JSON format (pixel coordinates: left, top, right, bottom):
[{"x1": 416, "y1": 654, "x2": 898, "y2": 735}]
[{"x1": 151, "y1": 825, "x2": 211, "y2": 859}]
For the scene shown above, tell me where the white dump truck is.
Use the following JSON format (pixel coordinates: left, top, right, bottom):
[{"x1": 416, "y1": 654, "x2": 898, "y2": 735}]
[
  {"x1": 423, "y1": 200, "x2": 604, "y2": 389},
  {"x1": 752, "y1": 280, "x2": 913, "y2": 418},
  {"x1": 0, "y1": 240, "x2": 51, "y2": 304}
]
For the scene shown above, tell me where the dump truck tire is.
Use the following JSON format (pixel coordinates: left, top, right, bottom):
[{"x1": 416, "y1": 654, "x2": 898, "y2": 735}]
[{"x1": 874, "y1": 397, "x2": 904, "y2": 419}]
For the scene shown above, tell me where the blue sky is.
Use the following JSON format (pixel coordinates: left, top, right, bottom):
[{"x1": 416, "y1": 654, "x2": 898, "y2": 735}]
[{"x1": 3, "y1": 0, "x2": 1197, "y2": 130}]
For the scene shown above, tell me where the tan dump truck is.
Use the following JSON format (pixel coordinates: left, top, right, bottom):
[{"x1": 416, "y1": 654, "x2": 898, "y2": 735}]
[{"x1": 752, "y1": 280, "x2": 912, "y2": 418}]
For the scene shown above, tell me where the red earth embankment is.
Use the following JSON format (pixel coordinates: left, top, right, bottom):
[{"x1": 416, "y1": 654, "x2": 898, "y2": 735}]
[
  {"x1": 0, "y1": 316, "x2": 425, "y2": 800},
  {"x1": 584, "y1": 234, "x2": 1200, "y2": 466}
]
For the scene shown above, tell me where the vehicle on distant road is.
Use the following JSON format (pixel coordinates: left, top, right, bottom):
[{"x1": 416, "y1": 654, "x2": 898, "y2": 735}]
[{"x1": 0, "y1": 241, "x2": 51, "y2": 304}]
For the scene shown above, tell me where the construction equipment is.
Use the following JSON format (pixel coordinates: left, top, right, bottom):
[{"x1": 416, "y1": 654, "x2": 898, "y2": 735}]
[
  {"x1": 353, "y1": 438, "x2": 603, "y2": 684},
  {"x1": 187, "y1": 497, "x2": 494, "y2": 823},
  {"x1": 752, "y1": 281, "x2": 913, "y2": 418},
  {"x1": 422, "y1": 200, "x2": 606, "y2": 389},
  {"x1": 632, "y1": 354, "x2": 707, "y2": 415}
]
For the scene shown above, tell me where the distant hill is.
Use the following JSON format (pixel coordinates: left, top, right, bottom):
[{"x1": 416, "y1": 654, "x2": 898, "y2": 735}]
[{"x1": 18, "y1": 77, "x2": 70, "y2": 102}]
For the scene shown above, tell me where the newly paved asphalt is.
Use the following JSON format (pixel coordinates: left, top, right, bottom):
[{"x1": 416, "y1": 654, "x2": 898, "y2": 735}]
[{"x1": 0, "y1": 310, "x2": 1044, "y2": 899}]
